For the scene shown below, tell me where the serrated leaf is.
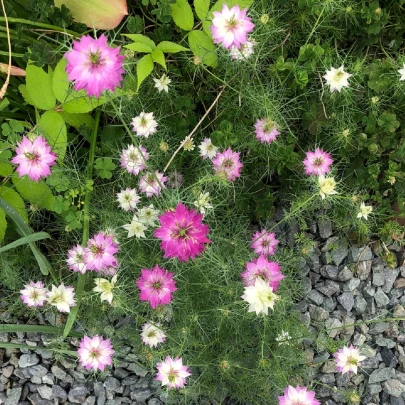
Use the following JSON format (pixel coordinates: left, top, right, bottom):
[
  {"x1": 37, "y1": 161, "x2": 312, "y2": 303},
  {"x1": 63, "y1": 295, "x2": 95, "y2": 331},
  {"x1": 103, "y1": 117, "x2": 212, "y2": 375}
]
[
  {"x1": 157, "y1": 41, "x2": 189, "y2": 53},
  {"x1": 122, "y1": 34, "x2": 156, "y2": 50},
  {"x1": 12, "y1": 176, "x2": 55, "y2": 211},
  {"x1": 25, "y1": 66, "x2": 56, "y2": 110},
  {"x1": 124, "y1": 42, "x2": 153, "y2": 53},
  {"x1": 59, "y1": 112, "x2": 95, "y2": 130},
  {"x1": 52, "y1": 58, "x2": 69, "y2": 103},
  {"x1": 210, "y1": 0, "x2": 253, "y2": 13},
  {"x1": 0, "y1": 186, "x2": 28, "y2": 223},
  {"x1": 38, "y1": 111, "x2": 67, "y2": 162},
  {"x1": 151, "y1": 49, "x2": 166, "y2": 70},
  {"x1": 136, "y1": 54, "x2": 154, "y2": 90},
  {"x1": 188, "y1": 30, "x2": 218, "y2": 67},
  {"x1": 0, "y1": 208, "x2": 6, "y2": 243},
  {"x1": 18, "y1": 84, "x2": 35, "y2": 106},
  {"x1": 170, "y1": 0, "x2": 194, "y2": 31},
  {"x1": 194, "y1": 0, "x2": 210, "y2": 20}
]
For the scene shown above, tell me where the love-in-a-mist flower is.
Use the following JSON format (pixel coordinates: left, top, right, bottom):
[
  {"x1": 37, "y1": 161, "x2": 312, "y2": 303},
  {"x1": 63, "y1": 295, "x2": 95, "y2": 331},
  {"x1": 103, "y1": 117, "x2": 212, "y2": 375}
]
[
  {"x1": 198, "y1": 138, "x2": 218, "y2": 160},
  {"x1": 303, "y1": 148, "x2": 333, "y2": 176},
  {"x1": 254, "y1": 118, "x2": 280, "y2": 144},
  {"x1": 212, "y1": 148, "x2": 243, "y2": 181},
  {"x1": 357, "y1": 202, "x2": 372, "y2": 220},
  {"x1": 65, "y1": 34, "x2": 124, "y2": 98},
  {"x1": 167, "y1": 170, "x2": 183, "y2": 189},
  {"x1": 93, "y1": 274, "x2": 117, "y2": 304},
  {"x1": 275, "y1": 330, "x2": 292, "y2": 346},
  {"x1": 153, "y1": 74, "x2": 171, "y2": 93},
  {"x1": 241, "y1": 277, "x2": 279, "y2": 315},
  {"x1": 241, "y1": 255, "x2": 284, "y2": 292},
  {"x1": 132, "y1": 112, "x2": 158, "y2": 138},
  {"x1": 398, "y1": 63, "x2": 405, "y2": 81},
  {"x1": 141, "y1": 322, "x2": 166, "y2": 348},
  {"x1": 78, "y1": 335, "x2": 115, "y2": 372},
  {"x1": 154, "y1": 203, "x2": 211, "y2": 262},
  {"x1": 116, "y1": 188, "x2": 140, "y2": 211},
  {"x1": 318, "y1": 175, "x2": 337, "y2": 199},
  {"x1": 323, "y1": 65, "x2": 352, "y2": 92},
  {"x1": 47, "y1": 284, "x2": 76, "y2": 313},
  {"x1": 333, "y1": 345, "x2": 366, "y2": 375},
  {"x1": 193, "y1": 192, "x2": 213, "y2": 214},
  {"x1": 120, "y1": 144, "x2": 149, "y2": 175},
  {"x1": 278, "y1": 386, "x2": 320, "y2": 405},
  {"x1": 66, "y1": 245, "x2": 88, "y2": 274},
  {"x1": 136, "y1": 265, "x2": 177, "y2": 309},
  {"x1": 139, "y1": 171, "x2": 167, "y2": 197},
  {"x1": 12, "y1": 136, "x2": 57, "y2": 181},
  {"x1": 156, "y1": 356, "x2": 191, "y2": 389},
  {"x1": 251, "y1": 229, "x2": 279, "y2": 256},
  {"x1": 20, "y1": 281, "x2": 48, "y2": 307},
  {"x1": 122, "y1": 215, "x2": 147, "y2": 238},
  {"x1": 85, "y1": 232, "x2": 119, "y2": 271},
  {"x1": 138, "y1": 204, "x2": 159, "y2": 226},
  {"x1": 230, "y1": 39, "x2": 256, "y2": 60},
  {"x1": 211, "y1": 5, "x2": 255, "y2": 49}
]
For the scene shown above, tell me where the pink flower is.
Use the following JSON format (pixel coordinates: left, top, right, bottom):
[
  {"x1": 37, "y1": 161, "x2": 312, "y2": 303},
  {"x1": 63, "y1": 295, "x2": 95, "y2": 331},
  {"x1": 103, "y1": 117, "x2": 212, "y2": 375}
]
[
  {"x1": 254, "y1": 119, "x2": 280, "y2": 144},
  {"x1": 65, "y1": 34, "x2": 124, "y2": 98},
  {"x1": 136, "y1": 265, "x2": 177, "y2": 309},
  {"x1": 241, "y1": 255, "x2": 284, "y2": 291},
  {"x1": 251, "y1": 229, "x2": 279, "y2": 256},
  {"x1": 20, "y1": 281, "x2": 48, "y2": 307},
  {"x1": 212, "y1": 148, "x2": 243, "y2": 181},
  {"x1": 333, "y1": 345, "x2": 366, "y2": 375},
  {"x1": 210, "y1": 5, "x2": 254, "y2": 49},
  {"x1": 85, "y1": 232, "x2": 119, "y2": 271},
  {"x1": 11, "y1": 136, "x2": 57, "y2": 181},
  {"x1": 303, "y1": 148, "x2": 333, "y2": 176},
  {"x1": 154, "y1": 203, "x2": 211, "y2": 262},
  {"x1": 67, "y1": 245, "x2": 88, "y2": 274},
  {"x1": 156, "y1": 356, "x2": 191, "y2": 389},
  {"x1": 120, "y1": 144, "x2": 149, "y2": 176},
  {"x1": 278, "y1": 386, "x2": 320, "y2": 405},
  {"x1": 78, "y1": 335, "x2": 115, "y2": 372},
  {"x1": 139, "y1": 171, "x2": 167, "y2": 197}
]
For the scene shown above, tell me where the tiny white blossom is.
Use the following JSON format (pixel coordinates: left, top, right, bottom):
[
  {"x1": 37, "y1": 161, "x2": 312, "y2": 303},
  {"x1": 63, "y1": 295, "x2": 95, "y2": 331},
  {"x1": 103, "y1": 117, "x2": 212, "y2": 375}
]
[
  {"x1": 138, "y1": 204, "x2": 159, "y2": 226},
  {"x1": 131, "y1": 112, "x2": 158, "y2": 138},
  {"x1": 229, "y1": 39, "x2": 256, "y2": 61},
  {"x1": 241, "y1": 278, "x2": 279, "y2": 315},
  {"x1": 318, "y1": 175, "x2": 338, "y2": 199},
  {"x1": 122, "y1": 215, "x2": 147, "y2": 238},
  {"x1": 153, "y1": 74, "x2": 171, "y2": 93},
  {"x1": 323, "y1": 65, "x2": 352, "y2": 92},
  {"x1": 275, "y1": 330, "x2": 292, "y2": 346},
  {"x1": 398, "y1": 63, "x2": 405, "y2": 81},
  {"x1": 116, "y1": 188, "x2": 141, "y2": 211},
  {"x1": 198, "y1": 138, "x2": 218, "y2": 160},
  {"x1": 93, "y1": 274, "x2": 117, "y2": 305},
  {"x1": 357, "y1": 202, "x2": 373, "y2": 220},
  {"x1": 193, "y1": 192, "x2": 213, "y2": 214}
]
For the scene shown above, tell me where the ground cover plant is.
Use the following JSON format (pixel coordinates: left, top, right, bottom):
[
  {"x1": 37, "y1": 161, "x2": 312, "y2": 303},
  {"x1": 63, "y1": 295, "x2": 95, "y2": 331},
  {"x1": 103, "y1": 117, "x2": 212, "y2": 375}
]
[{"x1": 1, "y1": 0, "x2": 405, "y2": 404}]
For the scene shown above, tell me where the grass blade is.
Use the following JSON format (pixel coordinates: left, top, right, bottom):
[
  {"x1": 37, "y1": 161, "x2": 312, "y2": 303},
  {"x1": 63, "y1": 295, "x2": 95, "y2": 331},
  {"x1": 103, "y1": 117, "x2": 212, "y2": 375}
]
[
  {"x1": 0, "y1": 342, "x2": 77, "y2": 356},
  {"x1": 0, "y1": 231, "x2": 50, "y2": 253},
  {"x1": 0, "y1": 324, "x2": 83, "y2": 337}
]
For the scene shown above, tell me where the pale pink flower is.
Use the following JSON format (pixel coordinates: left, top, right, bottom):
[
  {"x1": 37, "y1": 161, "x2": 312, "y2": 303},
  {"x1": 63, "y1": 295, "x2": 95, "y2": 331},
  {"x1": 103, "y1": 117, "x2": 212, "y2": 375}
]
[
  {"x1": 251, "y1": 229, "x2": 279, "y2": 256},
  {"x1": 211, "y1": 5, "x2": 255, "y2": 49},
  {"x1": 278, "y1": 385, "x2": 320, "y2": 405},
  {"x1": 47, "y1": 284, "x2": 76, "y2": 313},
  {"x1": 139, "y1": 171, "x2": 167, "y2": 197},
  {"x1": 78, "y1": 335, "x2": 115, "y2": 372},
  {"x1": 303, "y1": 148, "x2": 333, "y2": 176},
  {"x1": 116, "y1": 188, "x2": 141, "y2": 211},
  {"x1": 156, "y1": 356, "x2": 191, "y2": 389},
  {"x1": 154, "y1": 203, "x2": 211, "y2": 262},
  {"x1": 131, "y1": 112, "x2": 158, "y2": 138},
  {"x1": 20, "y1": 281, "x2": 48, "y2": 307},
  {"x1": 198, "y1": 138, "x2": 218, "y2": 160},
  {"x1": 136, "y1": 265, "x2": 177, "y2": 309},
  {"x1": 333, "y1": 345, "x2": 366, "y2": 375},
  {"x1": 141, "y1": 322, "x2": 166, "y2": 348},
  {"x1": 120, "y1": 144, "x2": 149, "y2": 176},
  {"x1": 11, "y1": 136, "x2": 57, "y2": 181},
  {"x1": 85, "y1": 232, "x2": 119, "y2": 271},
  {"x1": 67, "y1": 245, "x2": 88, "y2": 274},
  {"x1": 65, "y1": 34, "x2": 124, "y2": 98},
  {"x1": 254, "y1": 119, "x2": 280, "y2": 144},
  {"x1": 212, "y1": 148, "x2": 243, "y2": 181}
]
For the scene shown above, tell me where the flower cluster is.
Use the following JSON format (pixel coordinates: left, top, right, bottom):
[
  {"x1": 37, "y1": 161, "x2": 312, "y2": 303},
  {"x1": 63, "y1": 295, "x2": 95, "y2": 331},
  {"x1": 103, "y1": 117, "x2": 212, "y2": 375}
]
[{"x1": 121, "y1": 204, "x2": 159, "y2": 239}]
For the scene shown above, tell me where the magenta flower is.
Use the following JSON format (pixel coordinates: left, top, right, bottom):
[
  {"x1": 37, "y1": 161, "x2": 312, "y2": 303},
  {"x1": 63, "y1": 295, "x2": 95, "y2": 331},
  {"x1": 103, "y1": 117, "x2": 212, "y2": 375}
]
[
  {"x1": 251, "y1": 229, "x2": 279, "y2": 256},
  {"x1": 85, "y1": 232, "x2": 119, "y2": 271},
  {"x1": 139, "y1": 171, "x2": 167, "y2": 197},
  {"x1": 78, "y1": 335, "x2": 115, "y2": 372},
  {"x1": 65, "y1": 34, "x2": 124, "y2": 98},
  {"x1": 11, "y1": 136, "x2": 57, "y2": 182},
  {"x1": 136, "y1": 265, "x2": 177, "y2": 309},
  {"x1": 210, "y1": 5, "x2": 254, "y2": 49},
  {"x1": 333, "y1": 345, "x2": 366, "y2": 375},
  {"x1": 212, "y1": 148, "x2": 243, "y2": 181},
  {"x1": 241, "y1": 255, "x2": 284, "y2": 291},
  {"x1": 278, "y1": 386, "x2": 320, "y2": 405},
  {"x1": 254, "y1": 119, "x2": 280, "y2": 144},
  {"x1": 156, "y1": 356, "x2": 191, "y2": 389},
  {"x1": 154, "y1": 203, "x2": 211, "y2": 262},
  {"x1": 20, "y1": 281, "x2": 48, "y2": 307},
  {"x1": 120, "y1": 144, "x2": 149, "y2": 176},
  {"x1": 66, "y1": 245, "x2": 88, "y2": 274},
  {"x1": 303, "y1": 148, "x2": 333, "y2": 176}
]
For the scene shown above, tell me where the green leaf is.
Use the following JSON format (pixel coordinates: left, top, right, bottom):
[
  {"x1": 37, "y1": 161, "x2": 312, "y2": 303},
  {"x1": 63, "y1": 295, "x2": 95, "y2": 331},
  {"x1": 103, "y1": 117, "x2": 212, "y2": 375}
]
[
  {"x1": 194, "y1": 0, "x2": 210, "y2": 20},
  {"x1": 0, "y1": 324, "x2": 82, "y2": 337},
  {"x1": 52, "y1": 58, "x2": 69, "y2": 103},
  {"x1": 0, "y1": 146, "x2": 12, "y2": 177},
  {"x1": 94, "y1": 157, "x2": 116, "y2": 179},
  {"x1": 0, "y1": 208, "x2": 6, "y2": 243},
  {"x1": 38, "y1": 111, "x2": 67, "y2": 162},
  {"x1": 0, "y1": 232, "x2": 50, "y2": 254},
  {"x1": 151, "y1": 49, "x2": 166, "y2": 70},
  {"x1": 59, "y1": 112, "x2": 95, "y2": 130},
  {"x1": 170, "y1": 0, "x2": 194, "y2": 31},
  {"x1": 0, "y1": 342, "x2": 77, "y2": 356},
  {"x1": 25, "y1": 65, "x2": 56, "y2": 110},
  {"x1": 0, "y1": 186, "x2": 28, "y2": 223},
  {"x1": 18, "y1": 84, "x2": 36, "y2": 106},
  {"x1": 122, "y1": 34, "x2": 156, "y2": 50},
  {"x1": 61, "y1": 90, "x2": 108, "y2": 114},
  {"x1": 188, "y1": 30, "x2": 218, "y2": 67},
  {"x1": 157, "y1": 41, "x2": 189, "y2": 53},
  {"x1": 210, "y1": 0, "x2": 253, "y2": 13},
  {"x1": 136, "y1": 54, "x2": 154, "y2": 90},
  {"x1": 125, "y1": 43, "x2": 153, "y2": 53},
  {"x1": 12, "y1": 176, "x2": 55, "y2": 211}
]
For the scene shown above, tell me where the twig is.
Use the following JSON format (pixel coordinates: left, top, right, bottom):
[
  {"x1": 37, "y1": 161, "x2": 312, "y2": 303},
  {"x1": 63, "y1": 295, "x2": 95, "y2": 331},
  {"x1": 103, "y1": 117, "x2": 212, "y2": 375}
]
[
  {"x1": 0, "y1": 0, "x2": 12, "y2": 100},
  {"x1": 270, "y1": 30, "x2": 291, "y2": 52},
  {"x1": 318, "y1": 72, "x2": 328, "y2": 119}
]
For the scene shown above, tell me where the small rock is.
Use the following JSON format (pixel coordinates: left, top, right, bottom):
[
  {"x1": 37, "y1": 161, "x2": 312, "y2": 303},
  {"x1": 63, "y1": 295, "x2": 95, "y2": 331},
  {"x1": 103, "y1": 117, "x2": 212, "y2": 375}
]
[
  {"x1": 18, "y1": 354, "x2": 39, "y2": 368},
  {"x1": 130, "y1": 388, "x2": 152, "y2": 402},
  {"x1": 372, "y1": 270, "x2": 386, "y2": 287},
  {"x1": 337, "y1": 266, "x2": 353, "y2": 281},
  {"x1": 5, "y1": 386, "x2": 22, "y2": 405},
  {"x1": 308, "y1": 304, "x2": 329, "y2": 320},
  {"x1": 356, "y1": 260, "x2": 372, "y2": 280},
  {"x1": 363, "y1": 284, "x2": 375, "y2": 298},
  {"x1": 325, "y1": 318, "x2": 342, "y2": 338},
  {"x1": 42, "y1": 374, "x2": 54, "y2": 385},
  {"x1": 393, "y1": 305, "x2": 405, "y2": 317},
  {"x1": 376, "y1": 337, "x2": 396, "y2": 348},
  {"x1": 375, "y1": 288, "x2": 390, "y2": 307},
  {"x1": 307, "y1": 290, "x2": 325, "y2": 305},
  {"x1": 68, "y1": 384, "x2": 89, "y2": 403},
  {"x1": 316, "y1": 280, "x2": 340, "y2": 297},
  {"x1": 320, "y1": 265, "x2": 339, "y2": 280},
  {"x1": 348, "y1": 245, "x2": 373, "y2": 262},
  {"x1": 30, "y1": 365, "x2": 48, "y2": 378},
  {"x1": 380, "y1": 347, "x2": 398, "y2": 368},
  {"x1": 318, "y1": 219, "x2": 333, "y2": 239},
  {"x1": 113, "y1": 368, "x2": 129, "y2": 380},
  {"x1": 354, "y1": 296, "x2": 367, "y2": 314},
  {"x1": 122, "y1": 375, "x2": 138, "y2": 385},
  {"x1": 52, "y1": 385, "x2": 67, "y2": 401},
  {"x1": 27, "y1": 393, "x2": 53, "y2": 405},
  {"x1": 337, "y1": 292, "x2": 354, "y2": 311},
  {"x1": 367, "y1": 384, "x2": 382, "y2": 395},
  {"x1": 94, "y1": 382, "x2": 106, "y2": 405},
  {"x1": 126, "y1": 363, "x2": 148, "y2": 377},
  {"x1": 394, "y1": 278, "x2": 405, "y2": 289},
  {"x1": 2, "y1": 365, "x2": 13, "y2": 378},
  {"x1": 321, "y1": 361, "x2": 336, "y2": 373},
  {"x1": 37, "y1": 385, "x2": 53, "y2": 400},
  {"x1": 369, "y1": 367, "x2": 395, "y2": 384},
  {"x1": 383, "y1": 379, "x2": 405, "y2": 397},
  {"x1": 383, "y1": 269, "x2": 400, "y2": 293},
  {"x1": 148, "y1": 399, "x2": 163, "y2": 405},
  {"x1": 51, "y1": 365, "x2": 73, "y2": 383},
  {"x1": 104, "y1": 377, "x2": 120, "y2": 392},
  {"x1": 391, "y1": 397, "x2": 405, "y2": 405},
  {"x1": 322, "y1": 297, "x2": 337, "y2": 312}
]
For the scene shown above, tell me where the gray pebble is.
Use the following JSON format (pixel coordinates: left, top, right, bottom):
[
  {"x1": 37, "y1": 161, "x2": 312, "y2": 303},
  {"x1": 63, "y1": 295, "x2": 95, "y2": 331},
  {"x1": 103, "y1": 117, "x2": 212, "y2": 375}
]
[
  {"x1": 383, "y1": 379, "x2": 405, "y2": 397},
  {"x1": 19, "y1": 354, "x2": 40, "y2": 368},
  {"x1": 369, "y1": 367, "x2": 395, "y2": 384},
  {"x1": 337, "y1": 292, "x2": 354, "y2": 311},
  {"x1": 5, "y1": 386, "x2": 22, "y2": 405}
]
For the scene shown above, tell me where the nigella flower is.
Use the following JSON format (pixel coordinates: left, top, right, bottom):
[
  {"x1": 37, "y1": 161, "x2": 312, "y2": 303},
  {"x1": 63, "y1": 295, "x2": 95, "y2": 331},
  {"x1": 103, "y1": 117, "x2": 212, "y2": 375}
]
[
  {"x1": 116, "y1": 188, "x2": 141, "y2": 211},
  {"x1": 156, "y1": 356, "x2": 191, "y2": 389},
  {"x1": 67, "y1": 245, "x2": 88, "y2": 274},
  {"x1": 193, "y1": 192, "x2": 213, "y2": 214},
  {"x1": 20, "y1": 281, "x2": 48, "y2": 307},
  {"x1": 131, "y1": 112, "x2": 158, "y2": 138},
  {"x1": 230, "y1": 39, "x2": 256, "y2": 60},
  {"x1": 323, "y1": 65, "x2": 352, "y2": 93},
  {"x1": 357, "y1": 202, "x2": 373, "y2": 220},
  {"x1": 136, "y1": 265, "x2": 177, "y2": 309},
  {"x1": 198, "y1": 138, "x2": 218, "y2": 160},
  {"x1": 333, "y1": 345, "x2": 366, "y2": 375},
  {"x1": 120, "y1": 144, "x2": 149, "y2": 176},
  {"x1": 167, "y1": 170, "x2": 183, "y2": 189},
  {"x1": 241, "y1": 255, "x2": 284, "y2": 292},
  {"x1": 278, "y1": 386, "x2": 320, "y2": 405},
  {"x1": 47, "y1": 284, "x2": 76, "y2": 313},
  {"x1": 11, "y1": 135, "x2": 57, "y2": 181},
  {"x1": 65, "y1": 34, "x2": 124, "y2": 98},
  {"x1": 241, "y1": 277, "x2": 279, "y2": 315},
  {"x1": 212, "y1": 148, "x2": 243, "y2": 181},
  {"x1": 398, "y1": 63, "x2": 405, "y2": 81},
  {"x1": 210, "y1": 5, "x2": 255, "y2": 49},
  {"x1": 138, "y1": 204, "x2": 160, "y2": 226},
  {"x1": 275, "y1": 330, "x2": 292, "y2": 346},
  {"x1": 141, "y1": 322, "x2": 166, "y2": 348},
  {"x1": 153, "y1": 74, "x2": 171, "y2": 93},
  {"x1": 85, "y1": 232, "x2": 119, "y2": 271},
  {"x1": 254, "y1": 118, "x2": 280, "y2": 144},
  {"x1": 139, "y1": 171, "x2": 167, "y2": 197},
  {"x1": 303, "y1": 148, "x2": 333, "y2": 176},
  {"x1": 251, "y1": 229, "x2": 279, "y2": 256},
  {"x1": 122, "y1": 215, "x2": 147, "y2": 238},
  {"x1": 93, "y1": 274, "x2": 117, "y2": 305},
  {"x1": 78, "y1": 335, "x2": 115, "y2": 372},
  {"x1": 318, "y1": 175, "x2": 337, "y2": 199},
  {"x1": 154, "y1": 203, "x2": 211, "y2": 262}
]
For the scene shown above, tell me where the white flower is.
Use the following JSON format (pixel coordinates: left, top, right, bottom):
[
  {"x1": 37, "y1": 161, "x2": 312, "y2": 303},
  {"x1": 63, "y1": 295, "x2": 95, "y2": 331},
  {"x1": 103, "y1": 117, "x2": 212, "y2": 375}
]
[
  {"x1": 131, "y1": 112, "x2": 158, "y2": 138},
  {"x1": 229, "y1": 39, "x2": 256, "y2": 61},
  {"x1": 193, "y1": 192, "x2": 213, "y2": 214},
  {"x1": 122, "y1": 215, "x2": 147, "y2": 238},
  {"x1": 323, "y1": 65, "x2": 352, "y2": 92},
  {"x1": 141, "y1": 322, "x2": 166, "y2": 348},
  {"x1": 357, "y1": 202, "x2": 373, "y2": 220},
  {"x1": 275, "y1": 330, "x2": 291, "y2": 346},
  {"x1": 241, "y1": 278, "x2": 279, "y2": 315},
  {"x1": 388, "y1": 176, "x2": 396, "y2": 185},
  {"x1": 116, "y1": 188, "x2": 141, "y2": 211},
  {"x1": 182, "y1": 138, "x2": 195, "y2": 151},
  {"x1": 47, "y1": 284, "x2": 76, "y2": 313},
  {"x1": 93, "y1": 274, "x2": 117, "y2": 305},
  {"x1": 398, "y1": 63, "x2": 405, "y2": 81},
  {"x1": 153, "y1": 74, "x2": 171, "y2": 93},
  {"x1": 198, "y1": 138, "x2": 218, "y2": 160},
  {"x1": 138, "y1": 204, "x2": 159, "y2": 226},
  {"x1": 318, "y1": 175, "x2": 337, "y2": 199}
]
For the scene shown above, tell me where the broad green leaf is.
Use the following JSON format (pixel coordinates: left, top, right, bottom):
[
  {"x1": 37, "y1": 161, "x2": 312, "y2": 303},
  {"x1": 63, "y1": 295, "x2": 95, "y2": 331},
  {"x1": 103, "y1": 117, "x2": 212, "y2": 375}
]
[
  {"x1": 151, "y1": 49, "x2": 166, "y2": 70},
  {"x1": 12, "y1": 176, "x2": 55, "y2": 211},
  {"x1": 0, "y1": 232, "x2": 50, "y2": 253},
  {"x1": 38, "y1": 111, "x2": 67, "y2": 161},
  {"x1": 122, "y1": 34, "x2": 156, "y2": 50},
  {"x1": 170, "y1": 0, "x2": 194, "y2": 31},
  {"x1": 25, "y1": 65, "x2": 56, "y2": 110},
  {"x1": 59, "y1": 112, "x2": 95, "y2": 130},
  {"x1": 210, "y1": 0, "x2": 254, "y2": 13},
  {"x1": 61, "y1": 90, "x2": 107, "y2": 113},
  {"x1": 18, "y1": 84, "x2": 35, "y2": 106},
  {"x1": 0, "y1": 148, "x2": 12, "y2": 177},
  {"x1": 0, "y1": 208, "x2": 6, "y2": 242},
  {"x1": 124, "y1": 43, "x2": 153, "y2": 53},
  {"x1": 194, "y1": 0, "x2": 210, "y2": 20},
  {"x1": 157, "y1": 41, "x2": 189, "y2": 53},
  {"x1": 188, "y1": 30, "x2": 218, "y2": 67},
  {"x1": 136, "y1": 54, "x2": 154, "y2": 90},
  {"x1": 52, "y1": 58, "x2": 69, "y2": 103},
  {"x1": 0, "y1": 186, "x2": 28, "y2": 223}
]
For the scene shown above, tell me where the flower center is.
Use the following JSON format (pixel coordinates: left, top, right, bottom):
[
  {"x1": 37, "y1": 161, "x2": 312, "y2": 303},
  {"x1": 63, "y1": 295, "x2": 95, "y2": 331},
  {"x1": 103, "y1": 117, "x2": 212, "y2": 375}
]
[
  {"x1": 263, "y1": 120, "x2": 275, "y2": 133},
  {"x1": 91, "y1": 245, "x2": 104, "y2": 255},
  {"x1": 168, "y1": 369, "x2": 178, "y2": 383},
  {"x1": 89, "y1": 51, "x2": 102, "y2": 66},
  {"x1": 147, "y1": 330, "x2": 157, "y2": 338},
  {"x1": 50, "y1": 292, "x2": 65, "y2": 304},
  {"x1": 227, "y1": 15, "x2": 238, "y2": 30},
  {"x1": 90, "y1": 349, "x2": 100, "y2": 359},
  {"x1": 153, "y1": 281, "x2": 162, "y2": 290},
  {"x1": 262, "y1": 240, "x2": 269, "y2": 247},
  {"x1": 24, "y1": 152, "x2": 40, "y2": 162},
  {"x1": 348, "y1": 357, "x2": 358, "y2": 365},
  {"x1": 141, "y1": 117, "x2": 148, "y2": 127},
  {"x1": 31, "y1": 291, "x2": 40, "y2": 300},
  {"x1": 223, "y1": 159, "x2": 234, "y2": 169},
  {"x1": 314, "y1": 157, "x2": 324, "y2": 166}
]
